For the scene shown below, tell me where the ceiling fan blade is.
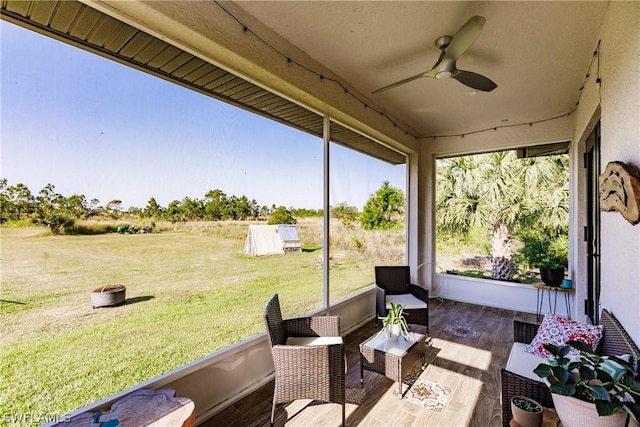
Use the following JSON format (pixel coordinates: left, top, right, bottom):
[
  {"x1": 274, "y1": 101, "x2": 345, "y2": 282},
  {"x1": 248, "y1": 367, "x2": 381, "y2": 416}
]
[
  {"x1": 372, "y1": 69, "x2": 437, "y2": 93},
  {"x1": 451, "y1": 70, "x2": 497, "y2": 92},
  {"x1": 445, "y1": 16, "x2": 486, "y2": 60}
]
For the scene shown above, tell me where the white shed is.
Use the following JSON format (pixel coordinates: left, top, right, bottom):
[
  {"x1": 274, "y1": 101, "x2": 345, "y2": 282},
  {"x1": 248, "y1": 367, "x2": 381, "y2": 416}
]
[{"x1": 243, "y1": 224, "x2": 301, "y2": 256}]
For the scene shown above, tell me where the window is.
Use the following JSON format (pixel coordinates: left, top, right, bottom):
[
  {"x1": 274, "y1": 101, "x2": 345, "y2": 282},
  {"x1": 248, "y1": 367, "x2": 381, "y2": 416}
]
[{"x1": 435, "y1": 149, "x2": 569, "y2": 283}]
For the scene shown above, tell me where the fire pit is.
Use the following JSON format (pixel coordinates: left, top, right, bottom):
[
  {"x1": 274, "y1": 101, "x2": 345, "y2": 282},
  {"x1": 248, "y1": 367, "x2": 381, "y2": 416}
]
[{"x1": 91, "y1": 285, "x2": 126, "y2": 308}]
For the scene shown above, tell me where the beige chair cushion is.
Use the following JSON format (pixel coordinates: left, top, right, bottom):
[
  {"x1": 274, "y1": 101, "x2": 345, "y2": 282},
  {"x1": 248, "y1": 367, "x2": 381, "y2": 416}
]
[
  {"x1": 286, "y1": 336, "x2": 344, "y2": 346},
  {"x1": 386, "y1": 293, "x2": 427, "y2": 310}
]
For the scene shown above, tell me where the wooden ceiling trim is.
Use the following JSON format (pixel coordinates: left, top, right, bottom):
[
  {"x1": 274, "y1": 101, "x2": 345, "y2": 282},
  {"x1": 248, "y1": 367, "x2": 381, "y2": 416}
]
[
  {"x1": 193, "y1": 67, "x2": 228, "y2": 87},
  {"x1": 132, "y1": 37, "x2": 169, "y2": 64},
  {"x1": 231, "y1": 86, "x2": 266, "y2": 102},
  {"x1": 166, "y1": 54, "x2": 204, "y2": 77},
  {"x1": 49, "y1": 1, "x2": 82, "y2": 33},
  {"x1": 29, "y1": 1, "x2": 56, "y2": 25},
  {"x1": 103, "y1": 24, "x2": 137, "y2": 53},
  {"x1": 203, "y1": 73, "x2": 237, "y2": 91},
  {"x1": 119, "y1": 31, "x2": 155, "y2": 59},
  {"x1": 220, "y1": 81, "x2": 255, "y2": 98},
  {"x1": 69, "y1": 6, "x2": 102, "y2": 39},
  {"x1": 212, "y1": 77, "x2": 246, "y2": 95}
]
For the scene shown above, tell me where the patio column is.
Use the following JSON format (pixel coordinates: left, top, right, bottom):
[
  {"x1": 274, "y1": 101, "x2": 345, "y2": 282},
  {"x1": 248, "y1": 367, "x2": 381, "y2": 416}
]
[{"x1": 323, "y1": 115, "x2": 330, "y2": 312}]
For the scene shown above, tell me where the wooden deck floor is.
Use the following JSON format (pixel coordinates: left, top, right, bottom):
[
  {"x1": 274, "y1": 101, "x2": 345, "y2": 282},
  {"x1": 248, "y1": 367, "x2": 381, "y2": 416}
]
[{"x1": 201, "y1": 299, "x2": 537, "y2": 427}]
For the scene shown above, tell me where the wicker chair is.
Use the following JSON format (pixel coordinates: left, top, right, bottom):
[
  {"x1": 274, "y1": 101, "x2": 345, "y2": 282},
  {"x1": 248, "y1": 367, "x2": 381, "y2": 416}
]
[
  {"x1": 500, "y1": 309, "x2": 640, "y2": 427},
  {"x1": 375, "y1": 266, "x2": 429, "y2": 332},
  {"x1": 264, "y1": 294, "x2": 345, "y2": 427}
]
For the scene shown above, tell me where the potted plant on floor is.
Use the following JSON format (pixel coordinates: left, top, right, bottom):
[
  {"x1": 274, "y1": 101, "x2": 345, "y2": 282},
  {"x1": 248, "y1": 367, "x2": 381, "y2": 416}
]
[
  {"x1": 378, "y1": 302, "x2": 410, "y2": 342},
  {"x1": 534, "y1": 340, "x2": 640, "y2": 427},
  {"x1": 511, "y1": 396, "x2": 543, "y2": 427}
]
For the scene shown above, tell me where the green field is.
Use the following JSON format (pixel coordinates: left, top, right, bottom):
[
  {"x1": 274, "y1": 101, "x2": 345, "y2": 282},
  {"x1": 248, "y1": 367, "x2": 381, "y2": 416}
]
[{"x1": 0, "y1": 219, "x2": 398, "y2": 419}]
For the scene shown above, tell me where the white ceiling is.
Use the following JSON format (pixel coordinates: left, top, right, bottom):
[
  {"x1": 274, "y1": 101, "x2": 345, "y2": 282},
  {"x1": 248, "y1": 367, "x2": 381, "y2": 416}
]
[{"x1": 234, "y1": 1, "x2": 609, "y2": 137}]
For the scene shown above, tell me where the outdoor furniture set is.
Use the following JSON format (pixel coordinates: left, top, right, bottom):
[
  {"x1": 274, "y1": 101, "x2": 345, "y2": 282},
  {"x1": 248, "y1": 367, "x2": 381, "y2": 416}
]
[
  {"x1": 500, "y1": 309, "x2": 640, "y2": 426},
  {"x1": 263, "y1": 265, "x2": 430, "y2": 426}
]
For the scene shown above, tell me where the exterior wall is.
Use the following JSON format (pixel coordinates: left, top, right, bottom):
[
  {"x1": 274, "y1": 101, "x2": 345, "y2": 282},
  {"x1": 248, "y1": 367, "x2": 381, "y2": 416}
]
[{"x1": 588, "y1": 1, "x2": 639, "y2": 342}]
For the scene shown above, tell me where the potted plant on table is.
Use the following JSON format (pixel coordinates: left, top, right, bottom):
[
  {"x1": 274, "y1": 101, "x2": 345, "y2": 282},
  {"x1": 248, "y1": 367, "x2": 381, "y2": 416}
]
[
  {"x1": 378, "y1": 302, "x2": 410, "y2": 342},
  {"x1": 516, "y1": 232, "x2": 568, "y2": 286},
  {"x1": 538, "y1": 258, "x2": 566, "y2": 287},
  {"x1": 534, "y1": 340, "x2": 640, "y2": 427},
  {"x1": 511, "y1": 396, "x2": 543, "y2": 427}
]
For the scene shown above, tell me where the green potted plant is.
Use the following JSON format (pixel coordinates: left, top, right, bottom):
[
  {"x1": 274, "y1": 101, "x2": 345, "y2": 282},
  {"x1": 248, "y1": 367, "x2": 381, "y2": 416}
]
[
  {"x1": 511, "y1": 396, "x2": 543, "y2": 427},
  {"x1": 534, "y1": 340, "x2": 640, "y2": 427},
  {"x1": 538, "y1": 260, "x2": 565, "y2": 287},
  {"x1": 517, "y1": 232, "x2": 568, "y2": 286},
  {"x1": 378, "y1": 302, "x2": 410, "y2": 342}
]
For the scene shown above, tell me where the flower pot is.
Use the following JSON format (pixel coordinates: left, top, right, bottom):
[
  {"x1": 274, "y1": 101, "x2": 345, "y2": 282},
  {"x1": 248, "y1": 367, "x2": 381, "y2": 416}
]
[
  {"x1": 386, "y1": 324, "x2": 401, "y2": 342},
  {"x1": 511, "y1": 396, "x2": 543, "y2": 427},
  {"x1": 91, "y1": 285, "x2": 126, "y2": 308},
  {"x1": 540, "y1": 267, "x2": 564, "y2": 286},
  {"x1": 551, "y1": 393, "x2": 629, "y2": 427}
]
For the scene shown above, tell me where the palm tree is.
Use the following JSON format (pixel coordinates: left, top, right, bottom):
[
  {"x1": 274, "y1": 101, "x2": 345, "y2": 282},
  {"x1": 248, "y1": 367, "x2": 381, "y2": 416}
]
[{"x1": 436, "y1": 151, "x2": 568, "y2": 280}]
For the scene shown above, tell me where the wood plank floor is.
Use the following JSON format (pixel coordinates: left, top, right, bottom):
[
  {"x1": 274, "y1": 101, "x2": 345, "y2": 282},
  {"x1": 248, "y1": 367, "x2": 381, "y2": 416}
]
[{"x1": 201, "y1": 299, "x2": 537, "y2": 427}]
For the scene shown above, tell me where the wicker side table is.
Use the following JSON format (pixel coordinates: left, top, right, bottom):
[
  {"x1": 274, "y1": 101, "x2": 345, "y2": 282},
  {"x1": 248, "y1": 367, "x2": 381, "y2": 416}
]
[{"x1": 359, "y1": 324, "x2": 427, "y2": 398}]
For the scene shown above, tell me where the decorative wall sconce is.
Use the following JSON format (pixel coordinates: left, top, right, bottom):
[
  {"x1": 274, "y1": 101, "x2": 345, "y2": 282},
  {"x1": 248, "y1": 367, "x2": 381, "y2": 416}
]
[{"x1": 599, "y1": 161, "x2": 640, "y2": 225}]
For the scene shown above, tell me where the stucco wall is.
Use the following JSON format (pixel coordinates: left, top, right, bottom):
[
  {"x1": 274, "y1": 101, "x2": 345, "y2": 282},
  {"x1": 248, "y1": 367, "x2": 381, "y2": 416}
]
[{"x1": 574, "y1": 1, "x2": 640, "y2": 343}]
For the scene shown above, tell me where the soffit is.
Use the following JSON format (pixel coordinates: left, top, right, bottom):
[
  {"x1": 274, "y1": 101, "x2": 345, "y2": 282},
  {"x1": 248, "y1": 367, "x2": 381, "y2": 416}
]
[{"x1": 0, "y1": 0, "x2": 406, "y2": 165}]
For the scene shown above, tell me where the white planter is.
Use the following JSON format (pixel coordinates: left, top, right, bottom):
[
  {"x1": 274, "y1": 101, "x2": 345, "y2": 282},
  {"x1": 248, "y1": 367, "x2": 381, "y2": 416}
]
[
  {"x1": 551, "y1": 393, "x2": 629, "y2": 427},
  {"x1": 386, "y1": 324, "x2": 401, "y2": 342}
]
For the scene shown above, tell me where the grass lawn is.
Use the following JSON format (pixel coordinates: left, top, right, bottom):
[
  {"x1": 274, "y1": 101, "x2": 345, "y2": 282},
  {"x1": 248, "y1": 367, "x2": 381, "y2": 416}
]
[{"x1": 0, "y1": 220, "x2": 386, "y2": 419}]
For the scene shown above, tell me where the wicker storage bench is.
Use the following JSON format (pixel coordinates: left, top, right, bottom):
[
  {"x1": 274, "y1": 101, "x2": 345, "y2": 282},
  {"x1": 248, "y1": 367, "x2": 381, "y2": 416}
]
[{"x1": 500, "y1": 309, "x2": 640, "y2": 427}]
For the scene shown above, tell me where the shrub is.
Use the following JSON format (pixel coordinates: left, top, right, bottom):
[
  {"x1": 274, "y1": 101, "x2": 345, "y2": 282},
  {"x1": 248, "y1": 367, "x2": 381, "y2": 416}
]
[{"x1": 35, "y1": 213, "x2": 76, "y2": 235}]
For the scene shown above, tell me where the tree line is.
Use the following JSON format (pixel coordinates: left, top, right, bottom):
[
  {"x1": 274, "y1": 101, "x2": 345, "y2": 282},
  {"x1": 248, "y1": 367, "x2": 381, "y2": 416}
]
[
  {"x1": 2, "y1": 150, "x2": 569, "y2": 281},
  {"x1": 0, "y1": 178, "x2": 405, "y2": 234}
]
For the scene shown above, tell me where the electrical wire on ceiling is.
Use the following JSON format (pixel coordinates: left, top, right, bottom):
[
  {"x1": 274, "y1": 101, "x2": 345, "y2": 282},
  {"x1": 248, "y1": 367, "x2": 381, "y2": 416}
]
[
  {"x1": 213, "y1": 1, "x2": 419, "y2": 140},
  {"x1": 212, "y1": 1, "x2": 602, "y2": 144},
  {"x1": 424, "y1": 39, "x2": 602, "y2": 140}
]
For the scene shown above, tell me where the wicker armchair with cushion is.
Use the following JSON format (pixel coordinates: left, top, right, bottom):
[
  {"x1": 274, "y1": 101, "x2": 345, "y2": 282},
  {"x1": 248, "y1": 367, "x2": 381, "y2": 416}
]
[
  {"x1": 500, "y1": 309, "x2": 640, "y2": 427},
  {"x1": 375, "y1": 266, "x2": 429, "y2": 333},
  {"x1": 264, "y1": 294, "x2": 345, "y2": 427}
]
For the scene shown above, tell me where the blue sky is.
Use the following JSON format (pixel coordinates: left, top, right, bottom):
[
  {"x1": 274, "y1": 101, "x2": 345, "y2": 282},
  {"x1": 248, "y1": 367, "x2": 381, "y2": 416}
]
[{"x1": 1, "y1": 21, "x2": 405, "y2": 210}]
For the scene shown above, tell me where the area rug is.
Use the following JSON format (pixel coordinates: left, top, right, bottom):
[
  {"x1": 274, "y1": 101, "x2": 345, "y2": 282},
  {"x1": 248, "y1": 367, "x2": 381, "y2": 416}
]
[
  {"x1": 393, "y1": 376, "x2": 451, "y2": 412},
  {"x1": 443, "y1": 324, "x2": 481, "y2": 338}
]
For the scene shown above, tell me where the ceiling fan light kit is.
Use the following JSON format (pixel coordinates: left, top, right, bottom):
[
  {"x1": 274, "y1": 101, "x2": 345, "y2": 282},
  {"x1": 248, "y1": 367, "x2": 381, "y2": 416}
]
[{"x1": 373, "y1": 15, "x2": 497, "y2": 93}]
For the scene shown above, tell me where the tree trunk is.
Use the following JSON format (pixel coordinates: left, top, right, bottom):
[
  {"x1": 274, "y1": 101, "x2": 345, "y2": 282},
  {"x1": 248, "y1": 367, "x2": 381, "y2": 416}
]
[{"x1": 490, "y1": 221, "x2": 514, "y2": 280}]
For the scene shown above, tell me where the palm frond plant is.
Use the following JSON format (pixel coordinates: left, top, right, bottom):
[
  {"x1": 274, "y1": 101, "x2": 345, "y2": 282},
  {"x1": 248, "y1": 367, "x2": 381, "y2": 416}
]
[
  {"x1": 378, "y1": 302, "x2": 410, "y2": 341},
  {"x1": 534, "y1": 340, "x2": 640, "y2": 424}
]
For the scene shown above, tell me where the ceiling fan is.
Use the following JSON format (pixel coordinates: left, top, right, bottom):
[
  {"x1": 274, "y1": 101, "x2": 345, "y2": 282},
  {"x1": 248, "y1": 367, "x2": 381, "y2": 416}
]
[{"x1": 373, "y1": 16, "x2": 497, "y2": 93}]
